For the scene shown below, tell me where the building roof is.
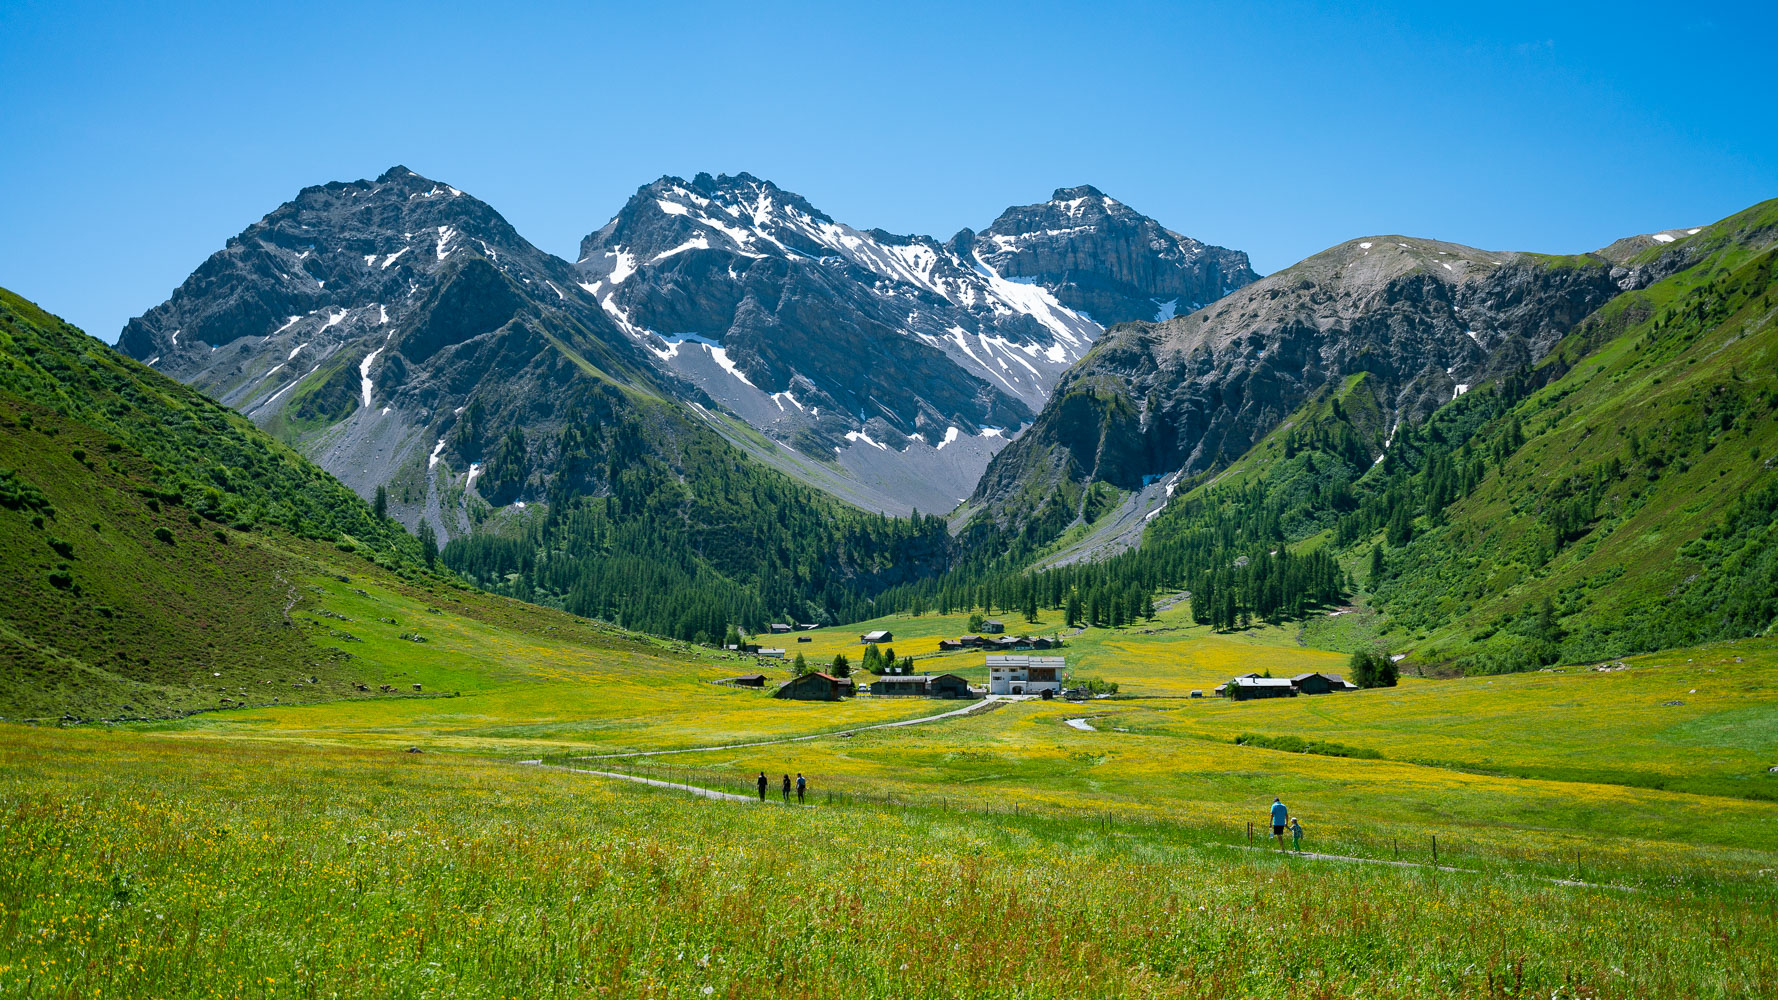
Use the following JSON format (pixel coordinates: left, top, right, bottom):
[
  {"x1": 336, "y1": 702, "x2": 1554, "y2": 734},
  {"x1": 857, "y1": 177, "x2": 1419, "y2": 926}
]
[
  {"x1": 987, "y1": 654, "x2": 1066, "y2": 668},
  {"x1": 873, "y1": 674, "x2": 932, "y2": 684},
  {"x1": 722, "y1": 673, "x2": 766, "y2": 682},
  {"x1": 1291, "y1": 672, "x2": 1345, "y2": 683},
  {"x1": 1230, "y1": 676, "x2": 1294, "y2": 688},
  {"x1": 861, "y1": 630, "x2": 892, "y2": 640}
]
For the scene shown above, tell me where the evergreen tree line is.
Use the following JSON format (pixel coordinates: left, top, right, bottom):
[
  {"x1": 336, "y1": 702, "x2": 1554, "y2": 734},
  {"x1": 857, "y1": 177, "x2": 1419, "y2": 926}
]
[
  {"x1": 869, "y1": 469, "x2": 1347, "y2": 631},
  {"x1": 440, "y1": 401, "x2": 952, "y2": 643}
]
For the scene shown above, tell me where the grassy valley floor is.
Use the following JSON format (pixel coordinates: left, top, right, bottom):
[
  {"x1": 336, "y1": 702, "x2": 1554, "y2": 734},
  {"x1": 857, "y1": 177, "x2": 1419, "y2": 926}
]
[
  {"x1": 3, "y1": 597, "x2": 1778, "y2": 997},
  {"x1": 1, "y1": 726, "x2": 1773, "y2": 999}
]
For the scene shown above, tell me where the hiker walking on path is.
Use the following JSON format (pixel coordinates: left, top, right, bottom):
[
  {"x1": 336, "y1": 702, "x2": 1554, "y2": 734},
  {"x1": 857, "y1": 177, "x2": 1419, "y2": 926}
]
[
  {"x1": 1289, "y1": 817, "x2": 1304, "y2": 853},
  {"x1": 756, "y1": 771, "x2": 768, "y2": 802},
  {"x1": 781, "y1": 773, "x2": 791, "y2": 804},
  {"x1": 796, "y1": 772, "x2": 807, "y2": 805},
  {"x1": 1270, "y1": 797, "x2": 1289, "y2": 850}
]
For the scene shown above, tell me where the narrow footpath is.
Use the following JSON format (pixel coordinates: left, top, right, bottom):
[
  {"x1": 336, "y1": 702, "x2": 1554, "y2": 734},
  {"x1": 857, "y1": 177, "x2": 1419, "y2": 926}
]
[
  {"x1": 518, "y1": 763, "x2": 756, "y2": 802},
  {"x1": 515, "y1": 759, "x2": 1638, "y2": 892}
]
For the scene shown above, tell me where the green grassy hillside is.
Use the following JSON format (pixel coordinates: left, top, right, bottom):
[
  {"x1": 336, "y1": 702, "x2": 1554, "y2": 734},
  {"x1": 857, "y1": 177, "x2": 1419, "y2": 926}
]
[
  {"x1": 0, "y1": 287, "x2": 819, "y2": 724},
  {"x1": 1352, "y1": 200, "x2": 1778, "y2": 667}
]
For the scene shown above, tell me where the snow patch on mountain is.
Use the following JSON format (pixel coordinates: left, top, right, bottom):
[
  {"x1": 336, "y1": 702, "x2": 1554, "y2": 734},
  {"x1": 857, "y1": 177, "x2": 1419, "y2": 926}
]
[{"x1": 359, "y1": 348, "x2": 383, "y2": 409}]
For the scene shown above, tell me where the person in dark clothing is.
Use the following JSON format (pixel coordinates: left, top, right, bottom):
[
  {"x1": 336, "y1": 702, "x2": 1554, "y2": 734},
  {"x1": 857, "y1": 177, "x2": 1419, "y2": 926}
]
[
  {"x1": 781, "y1": 774, "x2": 792, "y2": 804},
  {"x1": 756, "y1": 771, "x2": 768, "y2": 802},
  {"x1": 795, "y1": 772, "x2": 807, "y2": 804}
]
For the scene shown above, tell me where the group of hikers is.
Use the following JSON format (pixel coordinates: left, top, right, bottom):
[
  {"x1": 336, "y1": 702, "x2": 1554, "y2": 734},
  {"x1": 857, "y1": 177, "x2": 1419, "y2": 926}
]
[
  {"x1": 757, "y1": 770, "x2": 808, "y2": 804},
  {"x1": 1269, "y1": 796, "x2": 1306, "y2": 852}
]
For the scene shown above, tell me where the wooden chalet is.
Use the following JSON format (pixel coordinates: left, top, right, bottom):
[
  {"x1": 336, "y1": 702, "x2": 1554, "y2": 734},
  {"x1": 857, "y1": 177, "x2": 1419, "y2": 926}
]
[{"x1": 774, "y1": 672, "x2": 855, "y2": 701}]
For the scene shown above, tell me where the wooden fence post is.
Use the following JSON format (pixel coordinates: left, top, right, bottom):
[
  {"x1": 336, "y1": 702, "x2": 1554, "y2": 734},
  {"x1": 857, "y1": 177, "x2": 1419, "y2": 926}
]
[{"x1": 1431, "y1": 835, "x2": 1438, "y2": 866}]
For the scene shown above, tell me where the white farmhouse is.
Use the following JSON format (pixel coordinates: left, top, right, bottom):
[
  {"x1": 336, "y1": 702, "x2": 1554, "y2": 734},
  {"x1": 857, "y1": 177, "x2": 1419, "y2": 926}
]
[{"x1": 986, "y1": 654, "x2": 1065, "y2": 696}]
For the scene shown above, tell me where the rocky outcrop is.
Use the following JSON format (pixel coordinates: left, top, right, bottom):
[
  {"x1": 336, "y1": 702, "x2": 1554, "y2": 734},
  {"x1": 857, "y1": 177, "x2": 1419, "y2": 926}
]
[
  {"x1": 967, "y1": 235, "x2": 1638, "y2": 547},
  {"x1": 115, "y1": 166, "x2": 672, "y2": 538},
  {"x1": 574, "y1": 174, "x2": 1253, "y2": 513},
  {"x1": 972, "y1": 185, "x2": 1257, "y2": 326}
]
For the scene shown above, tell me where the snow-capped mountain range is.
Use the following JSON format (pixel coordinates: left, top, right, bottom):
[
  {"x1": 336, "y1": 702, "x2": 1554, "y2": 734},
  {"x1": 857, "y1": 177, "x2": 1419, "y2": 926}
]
[
  {"x1": 574, "y1": 173, "x2": 1253, "y2": 509},
  {"x1": 116, "y1": 166, "x2": 1254, "y2": 524}
]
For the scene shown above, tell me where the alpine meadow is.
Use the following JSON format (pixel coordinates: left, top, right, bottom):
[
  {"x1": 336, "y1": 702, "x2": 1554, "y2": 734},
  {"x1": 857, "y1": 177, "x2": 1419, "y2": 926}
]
[{"x1": 3, "y1": 4, "x2": 1777, "y2": 998}]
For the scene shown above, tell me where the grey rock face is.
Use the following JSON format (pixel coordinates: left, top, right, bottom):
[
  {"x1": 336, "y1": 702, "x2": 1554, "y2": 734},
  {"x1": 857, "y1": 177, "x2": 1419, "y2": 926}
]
[
  {"x1": 973, "y1": 185, "x2": 1257, "y2": 326},
  {"x1": 574, "y1": 174, "x2": 1252, "y2": 512},
  {"x1": 119, "y1": 167, "x2": 1257, "y2": 523},
  {"x1": 116, "y1": 166, "x2": 667, "y2": 536},
  {"x1": 968, "y1": 235, "x2": 1631, "y2": 545}
]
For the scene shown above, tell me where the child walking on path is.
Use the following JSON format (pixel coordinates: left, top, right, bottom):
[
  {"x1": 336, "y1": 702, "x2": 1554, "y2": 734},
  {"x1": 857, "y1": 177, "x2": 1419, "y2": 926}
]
[{"x1": 1290, "y1": 817, "x2": 1304, "y2": 853}]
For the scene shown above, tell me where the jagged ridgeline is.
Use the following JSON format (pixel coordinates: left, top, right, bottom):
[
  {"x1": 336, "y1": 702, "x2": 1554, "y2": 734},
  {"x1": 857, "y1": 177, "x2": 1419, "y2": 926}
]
[{"x1": 878, "y1": 200, "x2": 1778, "y2": 670}]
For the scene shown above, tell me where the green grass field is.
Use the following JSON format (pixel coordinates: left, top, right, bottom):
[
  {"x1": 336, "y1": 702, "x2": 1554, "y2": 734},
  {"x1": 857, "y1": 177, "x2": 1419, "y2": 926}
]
[
  {"x1": 2, "y1": 725, "x2": 1773, "y2": 1000},
  {"x1": 6, "y1": 581, "x2": 1778, "y2": 997}
]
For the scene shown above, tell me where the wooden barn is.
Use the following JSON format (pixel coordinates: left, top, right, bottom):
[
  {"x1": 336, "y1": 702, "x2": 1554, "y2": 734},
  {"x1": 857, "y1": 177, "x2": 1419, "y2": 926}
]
[
  {"x1": 1290, "y1": 672, "x2": 1349, "y2": 695},
  {"x1": 928, "y1": 673, "x2": 972, "y2": 699},
  {"x1": 1225, "y1": 676, "x2": 1296, "y2": 700},
  {"x1": 719, "y1": 673, "x2": 767, "y2": 687},
  {"x1": 868, "y1": 675, "x2": 932, "y2": 696},
  {"x1": 774, "y1": 672, "x2": 855, "y2": 701},
  {"x1": 860, "y1": 629, "x2": 894, "y2": 644}
]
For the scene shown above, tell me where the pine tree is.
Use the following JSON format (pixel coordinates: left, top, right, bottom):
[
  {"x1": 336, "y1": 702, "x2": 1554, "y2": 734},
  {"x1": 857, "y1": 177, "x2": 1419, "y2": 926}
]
[
  {"x1": 417, "y1": 520, "x2": 437, "y2": 570},
  {"x1": 830, "y1": 653, "x2": 851, "y2": 677},
  {"x1": 792, "y1": 652, "x2": 809, "y2": 675},
  {"x1": 1387, "y1": 504, "x2": 1414, "y2": 547},
  {"x1": 1536, "y1": 597, "x2": 1565, "y2": 645},
  {"x1": 373, "y1": 484, "x2": 387, "y2": 520},
  {"x1": 1368, "y1": 544, "x2": 1385, "y2": 587}
]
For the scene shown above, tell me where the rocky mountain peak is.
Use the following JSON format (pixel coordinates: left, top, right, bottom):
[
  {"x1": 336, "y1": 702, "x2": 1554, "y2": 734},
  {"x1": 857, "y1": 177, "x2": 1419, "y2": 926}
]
[
  {"x1": 117, "y1": 166, "x2": 557, "y2": 364},
  {"x1": 976, "y1": 188, "x2": 1258, "y2": 326},
  {"x1": 1051, "y1": 183, "x2": 1108, "y2": 201}
]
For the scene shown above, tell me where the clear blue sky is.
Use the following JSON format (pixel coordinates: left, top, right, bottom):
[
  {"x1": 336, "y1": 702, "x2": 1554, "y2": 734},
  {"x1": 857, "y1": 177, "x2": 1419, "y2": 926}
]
[{"x1": 2, "y1": 0, "x2": 1773, "y2": 342}]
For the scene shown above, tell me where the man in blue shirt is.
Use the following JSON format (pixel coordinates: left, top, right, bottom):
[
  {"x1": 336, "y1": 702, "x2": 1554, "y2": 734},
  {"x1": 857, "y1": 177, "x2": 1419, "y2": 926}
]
[{"x1": 1270, "y1": 797, "x2": 1289, "y2": 850}]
